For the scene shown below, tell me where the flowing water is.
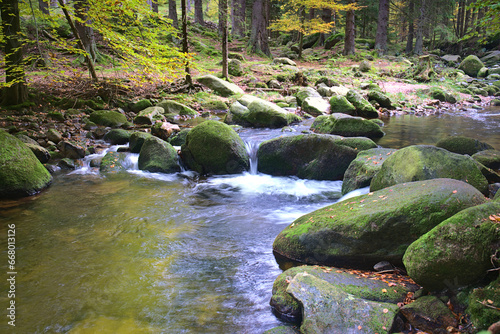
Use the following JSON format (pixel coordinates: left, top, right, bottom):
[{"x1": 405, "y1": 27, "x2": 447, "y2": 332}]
[{"x1": 1, "y1": 107, "x2": 499, "y2": 333}]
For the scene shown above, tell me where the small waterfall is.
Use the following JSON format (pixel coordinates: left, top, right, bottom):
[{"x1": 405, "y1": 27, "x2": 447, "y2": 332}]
[{"x1": 245, "y1": 140, "x2": 260, "y2": 175}]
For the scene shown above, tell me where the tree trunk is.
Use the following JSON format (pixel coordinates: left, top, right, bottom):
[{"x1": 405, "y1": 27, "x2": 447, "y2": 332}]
[
  {"x1": 194, "y1": 0, "x2": 204, "y2": 25},
  {"x1": 152, "y1": 0, "x2": 159, "y2": 13},
  {"x1": 74, "y1": 0, "x2": 97, "y2": 62},
  {"x1": 463, "y1": 0, "x2": 471, "y2": 37},
  {"x1": 181, "y1": 0, "x2": 192, "y2": 85},
  {"x1": 231, "y1": 0, "x2": 246, "y2": 38},
  {"x1": 343, "y1": 0, "x2": 356, "y2": 56},
  {"x1": 39, "y1": 0, "x2": 50, "y2": 14},
  {"x1": 374, "y1": 0, "x2": 389, "y2": 54},
  {"x1": 405, "y1": 0, "x2": 414, "y2": 53},
  {"x1": 457, "y1": 0, "x2": 465, "y2": 38},
  {"x1": 221, "y1": 0, "x2": 228, "y2": 79},
  {"x1": 169, "y1": 0, "x2": 179, "y2": 28},
  {"x1": 319, "y1": 8, "x2": 331, "y2": 45},
  {"x1": 248, "y1": 0, "x2": 271, "y2": 56},
  {"x1": 413, "y1": 0, "x2": 425, "y2": 55},
  {"x1": 1, "y1": 0, "x2": 28, "y2": 106}
]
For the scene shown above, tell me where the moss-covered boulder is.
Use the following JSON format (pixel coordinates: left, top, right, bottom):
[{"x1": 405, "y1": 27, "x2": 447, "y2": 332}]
[
  {"x1": 288, "y1": 273, "x2": 400, "y2": 334},
  {"x1": 99, "y1": 152, "x2": 129, "y2": 172},
  {"x1": 342, "y1": 148, "x2": 396, "y2": 195},
  {"x1": 345, "y1": 89, "x2": 379, "y2": 119},
  {"x1": 103, "y1": 129, "x2": 131, "y2": 145},
  {"x1": 273, "y1": 179, "x2": 485, "y2": 268},
  {"x1": 168, "y1": 128, "x2": 191, "y2": 146},
  {"x1": 89, "y1": 110, "x2": 128, "y2": 128},
  {"x1": 466, "y1": 277, "x2": 500, "y2": 331},
  {"x1": 134, "y1": 106, "x2": 165, "y2": 125},
  {"x1": 311, "y1": 114, "x2": 384, "y2": 139},
  {"x1": 400, "y1": 296, "x2": 457, "y2": 333},
  {"x1": 296, "y1": 87, "x2": 321, "y2": 107},
  {"x1": 329, "y1": 95, "x2": 357, "y2": 115},
  {"x1": 263, "y1": 326, "x2": 299, "y2": 334},
  {"x1": 138, "y1": 136, "x2": 180, "y2": 173},
  {"x1": 151, "y1": 122, "x2": 180, "y2": 141},
  {"x1": 403, "y1": 201, "x2": 500, "y2": 291},
  {"x1": 181, "y1": 120, "x2": 249, "y2": 175},
  {"x1": 130, "y1": 99, "x2": 153, "y2": 113},
  {"x1": 436, "y1": 136, "x2": 495, "y2": 156},
  {"x1": 129, "y1": 132, "x2": 152, "y2": 153},
  {"x1": 370, "y1": 145, "x2": 489, "y2": 194},
  {"x1": 458, "y1": 55, "x2": 485, "y2": 77},
  {"x1": 25, "y1": 143, "x2": 51, "y2": 163},
  {"x1": 273, "y1": 57, "x2": 297, "y2": 66},
  {"x1": 367, "y1": 90, "x2": 394, "y2": 109},
  {"x1": 196, "y1": 74, "x2": 245, "y2": 97},
  {"x1": 0, "y1": 130, "x2": 52, "y2": 198},
  {"x1": 156, "y1": 100, "x2": 197, "y2": 116},
  {"x1": 228, "y1": 59, "x2": 244, "y2": 76},
  {"x1": 271, "y1": 265, "x2": 416, "y2": 321},
  {"x1": 257, "y1": 134, "x2": 376, "y2": 180},
  {"x1": 301, "y1": 97, "x2": 330, "y2": 116},
  {"x1": 58, "y1": 141, "x2": 86, "y2": 159}
]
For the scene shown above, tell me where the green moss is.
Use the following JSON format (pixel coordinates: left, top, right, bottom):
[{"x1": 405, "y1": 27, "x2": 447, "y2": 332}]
[
  {"x1": 311, "y1": 114, "x2": 384, "y2": 138},
  {"x1": 103, "y1": 129, "x2": 131, "y2": 145},
  {"x1": 436, "y1": 136, "x2": 494, "y2": 156},
  {"x1": 129, "y1": 132, "x2": 152, "y2": 153},
  {"x1": 466, "y1": 278, "x2": 500, "y2": 330},
  {"x1": 100, "y1": 152, "x2": 129, "y2": 172},
  {"x1": 138, "y1": 136, "x2": 180, "y2": 173},
  {"x1": 89, "y1": 110, "x2": 128, "y2": 128}
]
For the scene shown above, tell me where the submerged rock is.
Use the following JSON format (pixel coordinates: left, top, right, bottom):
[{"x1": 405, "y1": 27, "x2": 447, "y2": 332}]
[
  {"x1": 196, "y1": 75, "x2": 245, "y2": 97},
  {"x1": 273, "y1": 179, "x2": 485, "y2": 268},
  {"x1": 181, "y1": 120, "x2": 249, "y2": 175},
  {"x1": 436, "y1": 136, "x2": 495, "y2": 156},
  {"x1": 370, "y1": 145, "x2": 488, "y2": 194},
  {"x1": 311, "y1": 114, "x2": 384, "y2": 139},
  {"x1": 0, "y1": 130, "x2": 52, "y2": 198},
  {"x1": 403, "y1": 201, "x2": 500, "y2": 291},
  {"x1": 257, "y1": 134, "x2": 376, "y2": 180},
  {"x1": 138, "y1": 136, "x2": 180, "y2": 173}
]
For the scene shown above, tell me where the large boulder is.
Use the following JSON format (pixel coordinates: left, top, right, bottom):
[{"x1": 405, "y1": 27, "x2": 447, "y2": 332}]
[
  {"x1": 367, "y1": 90, "x2": 394, "y2": 109},
  {"x1": 25, "y1": 143, "x2": 51, "y2": 163},
  {"x1": 370, "y1": 145, "x2": 489, "y2": 194},
  {"x1": 138, "y1": 136, "x2": 181, "y2": 173},
  {"x1": 58, "y1": 141, "x2": 86, "y2": 159},
  {"x1": 0, "y1": 130, "x2": 52, "y2": 198},
  {"x1": 311, "y1": 114, "x2": 385, "y2": 139},
  {"x1": 181, "y1": 120, "x2": 249, "y2": 175},
  {"x1": 103, "y1": 129, "x2": 131, "y2": 145},
  {"x1": 436, "y1": 136, "x2": 495, "y2": 156},
  {"x1": 329, "y1": 95, "x2": 357, "y2": 115},
  {"x1": 99, "y1": 152, "x2": 129, "y2": 173},
  {"x1": 156, "y1": 100, "x2": 197, "y2": 116},
  {"x1": 403, "y1": 201, "x2": 500, "y2": 291},
  {"x1": 342, "y1": 148, "x2": 396, "y2": 195},
  {"x1": 458, "y1": 55, "x2": 485, "y2": 77},
  {"x1": 196, "y1": 74, "x2": 244, "y2": 97},
  {"x1": 89, "y1": 110, "x2": 128, "y2": 128},
  {"x1": 273, "y1": 57, "x2": 297, "y2": 66},
  {"x1": 287, "y1": 273, "x2": 400, "y2": 334},
  {"x1": 472, "y1": 150, "x2": 500, "y2": 170},
  {"x1": 466, "y1": 277, "x2": 500, "y2": 331},
  {"x1": 228, "y1": 59, "x2": 244, "y2": 76},
  {"x1": 257, "y1": 134, "x2": 376, "y2": 180},
  {"x1": 301, "y1": 97, "x2": 330, "y2": 116},
  {"x1": 134, "y1": 106, "x2": 165, "y2": 125},
  {"x1": 129, "y1": 132, "x2": 152, "y2": 153},
  {"x1": 345, "y1": 90, "x2": 379, "y2": 119},
  {"x1": 272, "y1": 179, "x2": 486, "y2": 268},
  {"x1": 296, "y1": 87, "x2": 321, "y2": 107}
]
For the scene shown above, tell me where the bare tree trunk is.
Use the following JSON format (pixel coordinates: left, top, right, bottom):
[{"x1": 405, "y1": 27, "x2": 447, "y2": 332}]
[
  {"x1": 181, "y1": 0, "x2": 192, "y2": 85},
  {"x1": 1, "y1": 0, "x2": 28, "y2": 106},
  {"x1": 169, "y1": 0, "x2": 179, "y2": 28},
  {"x1": 248, "y1": 0, "x2": 271, "y2": 56},
  {"x1": 74, "y1": 0, "x2": 97, "y2": 62},
  {"x1": 343, "y1": 0, "x2": 356, "y2": 56},
  {"x1": 152, "y1": 0, "x2": 159, "y2": 13},
  {"x1": 194, "y1": 0, "x2": 204, "y2": 25},
  {"x1": 231, "y1": 0, "x2": 246, "y2": 38},
  {"x1": 375, "y1": 0, "x2": 389, "y2": 54},
  {"x1": 39, "y1": 0, "x2": 49, "y2": 14},
  {"x1": 221, "y1": 0, "x2": 228, "y2": 79},
  {"x1": 405, "y1": 0, "x2": 414, "y2": 53},
  {"x1": 463, "y1": 0, "x2": 471, "y2": 37},
  {"x1": 298, "y1": 6, "x2": 305, "y2": 59},
  {"x1": 319, "y1": 8, "x2": 331, "y2": 45},
  {"x1": 413, "y1": 0, "x2": 425, "y2": 55}
]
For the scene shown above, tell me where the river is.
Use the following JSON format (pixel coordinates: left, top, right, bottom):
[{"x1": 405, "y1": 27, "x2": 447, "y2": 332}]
[{"x1": 0, "y1": 106, "x2": 499, "y2": 333}]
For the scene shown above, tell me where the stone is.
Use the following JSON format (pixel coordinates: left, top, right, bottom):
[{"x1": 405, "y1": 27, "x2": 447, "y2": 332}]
[
  {"x1": 129, "y1": 132, "x2": 152, "y2": 153},
  {"x1": 228, "y1": 59, "x2": 244, "y2": 76},
  {"x1": 296, "y1": 87, "x2": 321, "y2": 107},
  {"x1": 273, "y1": 179, "x2": 485, "y2": 268},
  {"x1": 138, "y1": 136, "x2": 180, "y2": 173},
  {"x1": 288, "y1": 273, "x2": 399, "y2": 334},
  {"x1": 273, "y1": 57, "x2": 297, "y2": 66},
  {"x1": 25, "y1": 143, "x2": 51, "y2": 163},
  {"x1": 472, "y1": 150, "x2": 500, "y2": 170},
  {"x1": 370, "y1": 145, "x2": 489, "y2": 194},
  {"x1": 311, "y1": 114, "x2": 384, "y2": 139},
  {"x1": 168, "y1": 128, "x2": 191, "y2": 146},
  {"x1": 156, "y1": 100, "x2": 197, "y2": 116},
  {"x1": 429, "y1": 88, "x2": 457, "y2": 103},
  {"x1": 263, "y1": 326, "x2": 300, "y2": 334},
  {"x1": 301, "y1": 97, "x2": 330, "y2": 116},
  {"x1": 359, "y1": 60, "x2": 371, "y2": 72},
  {"x1": 367, "y1": 90, "x2": 394, "y2": 109},
  {"x1": 151, "y1": 122, "x2": 180, "y2": 141},
  {"x1": 58, "y1": 158, "x2": 76, "y2": 170},
  {"x1": 480, "y1": 50, "x2": 500, "y2": 67},
  {"x1": 181, "y1": 120, "x2": 249, "y2": 175},
  {"x1": 46, "y1": 128, "x2": 63, "y2": 143},
  {"x1": 436, "y1": 136, "x2": 495, "y2": 156},
  {"x1": 330, "y1": 86, "x2": 350, "y2": 96},
  {"x1": 403, "y1": 201, "x2": 500, "y2": 291},
  {"x1": 257, "y1": 134, "x2": 376, "y2": 181},
  {"x1": 466, "y1": 277, "x2": 500, "y2": 331},
  {"x1": 400, "y1": 296, "x2": 457, "y2": 334},
  {"x1": 134, "y1": 106, "x2": 165, "y2": 125},
  {"x1": 458, "y1": 55, "x2": 485, "y2": 77},
  {"x1": 342, "y1": 148, "x2": 396, "y2": 195},
  {"x1": 0, "y1": 130, "x2": 52, "y2": 198},
  {"x1": 57, "y1": 141, "x2": 86, "y2": 159},
  {"x1": 329, "y1": 95, "x2": 357, "y2": 115},
  {"x1": 89, "y1": 110, "x2": 128, "y2": 128},
  {"x1": 103, "y1": 129, "x2": 131, "y2": 145},
  {"x1": 99, "y1": 152, "x2": 129, "y2": 172},
  {"x1": 196, "y1": 74, "x2": 245, "y2": 97},
  {"x1": 441, "y1": 54, "x2": 461, "y2": 64},
  {"x1": 130, "y1": 99, "x2": 152, "y2": 113},
  {"x1": 345, "y1": 89, "x2": 379, "y2": 119},
  {"x1": 478, "y1": 67, "x2": 489, "y2": 78}
]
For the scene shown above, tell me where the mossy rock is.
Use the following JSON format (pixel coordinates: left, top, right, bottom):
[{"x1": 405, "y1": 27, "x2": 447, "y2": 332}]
[
  {"x1": 130, "y1": 99, "x2": 153, "y2": 113},
  {"x1": 228, "y1": 59, "x2": 244, "y2": 76},
  {"x1": 301, "y1": 97, "x2": 330, "y2": 116},
  {"x1": 201, "y1": 100, "x2": 228, "y2": 111},
  {"x1": 473, "y1": 150, "x2": 500, "y2": 170},
  {"x1": 25, "y1": 143, "x2": 51, "y2": 163},
  {"x1": 257, "y1": 134, "x2": 377, "y2": 181},
  {"x1": 359, "y1": 60, "x2": 371, "y2": 72},
  {"x1": 311, "y1": 114, "x2": 384, "y2": 139},
  {"x1": 89, "y1": 110, "x2": 128, "y2": 128},
  {"x1": 295, "y1": 87, "x2": 321, "y2": 107},
  {"x1": 103, "y1": 129, "x2": 131, "y2": 145},
  {"x1": 196, "y1": 74, "x2": 245, "y2": 97},
  {"x1": 370, "y1": 145, "x2": 489, "y2": 195},
  {"x1": 129, "y1": 132, "x2": 152, "y2": 153},
  {"x1": 403, "y1": 201, "x2": 500, "y2": 291},
  {"x1": 429, "y1": 88, "x2": 457, "y2": 103},
  {"x1": 400, "y1": 296, "x2": 457, "y2": 333},
  {"x1": 329, "y1": 95, "x2": 357, "y2": 115},
  {"x1": 367, "y1": 90, "x2": 394, "y2": 109},
  {"x1": 345, "y1": 89, "x2": 379, "y2": 119},
  {"x1": 48, "y1": 111, "x2": 65, "y2": 122},
  {"x1": 99, "y1": 152, "x2": 129, "y2": 172},
  {"x1": 436, "y1": 136, "x2": 495, "y2": 156},
  {"x1": 273, "y1": 179, "x2": 485, "y2": 268},
  {"x1": 138, "y1": 136, "x2": 180, "y2": 173},
  {"x1": 342, "y1": 148, "x2": 396, "y2": 195},
  {"x1": 181, "y1": 120, "x2": 249, "y2": 175},
  {"x1": 0, "y1": 130, "x2": 52, "y2": 198},
  {"x1": 168, "y1": 128, "x2": 191, "y2": 146},
  {"x1": 466, "y1": 277, "x2": 500, "y2": 331},
  {"x1": 157, "y1": 100, "x2": 197, "y2": 116},
  {"x1": 458, "y1": 55, "x2": 485, "y2": 77},
  {"x1": 134, "y1": 106, "x2": 165, "y2": 125}
]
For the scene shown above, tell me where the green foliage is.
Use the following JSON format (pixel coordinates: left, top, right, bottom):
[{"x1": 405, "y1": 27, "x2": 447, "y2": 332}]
[{"x1": 467, "y1": 0, "x2": 500, "y2": 42}]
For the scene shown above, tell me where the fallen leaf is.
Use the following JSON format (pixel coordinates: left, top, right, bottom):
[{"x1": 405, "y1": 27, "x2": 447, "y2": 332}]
[
  {"x1": 487, "y1": 299, "x2": 494, "y2": 304},
  {"x1": 382, "y1": 288, "x2": 387, "y2": 293},
  {"x1": 358, "y1": 325, "x2": 362, "y2": 330},
  {"x1": 452, "y1": 190, "x2": 458, "y2": 194},
  {"x1": 383, "y1": 308, "x2": 389, "y2": 313}
]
